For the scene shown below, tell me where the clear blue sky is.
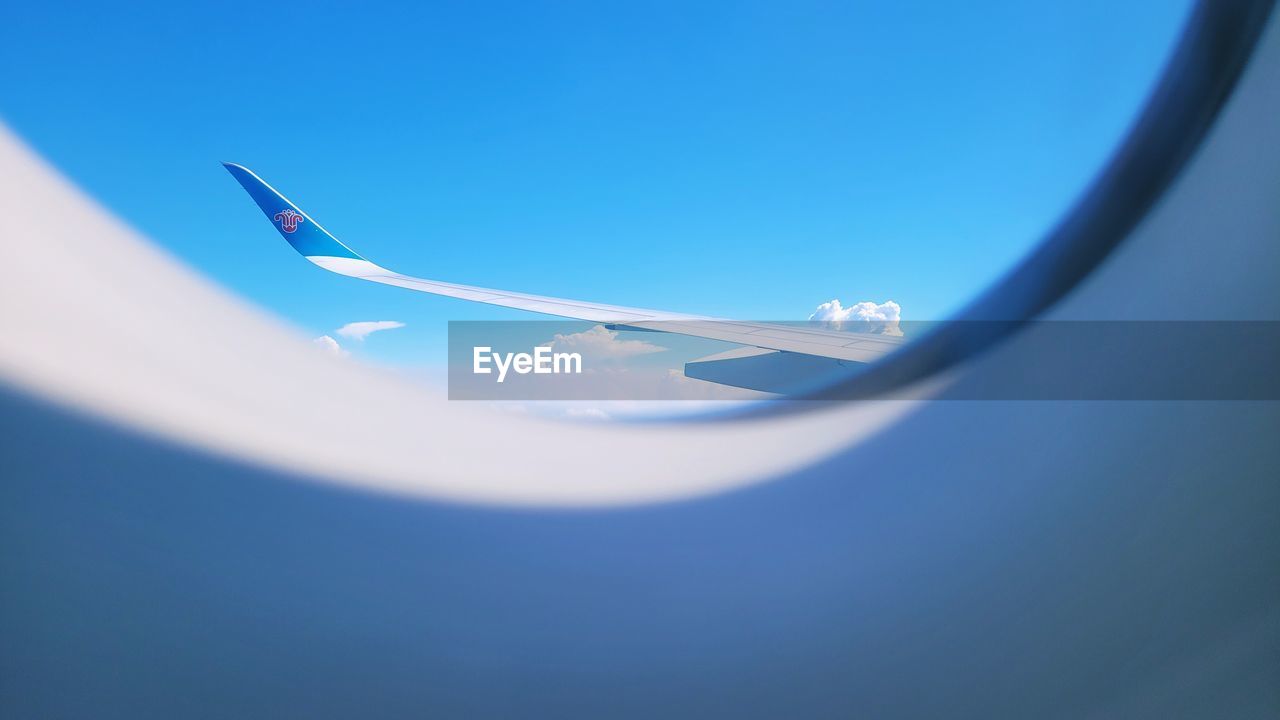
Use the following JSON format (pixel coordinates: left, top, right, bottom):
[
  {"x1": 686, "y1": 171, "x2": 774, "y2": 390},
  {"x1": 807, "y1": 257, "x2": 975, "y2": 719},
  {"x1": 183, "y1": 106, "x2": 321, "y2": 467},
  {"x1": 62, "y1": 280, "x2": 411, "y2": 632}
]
[{"x1": 1, "y1": 0, "x2": 1192, "y2": 364}]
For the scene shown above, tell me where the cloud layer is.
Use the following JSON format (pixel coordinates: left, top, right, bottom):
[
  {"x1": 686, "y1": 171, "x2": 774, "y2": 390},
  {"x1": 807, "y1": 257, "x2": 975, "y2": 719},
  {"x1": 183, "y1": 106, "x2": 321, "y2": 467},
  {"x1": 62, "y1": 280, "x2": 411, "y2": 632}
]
[
  {"x1": 542, "y1": 324, "x2": 666, "y2": 360},
  {"x1": 809, "y1": 300, "x2": 903, "y2": 336},
  {"x1": 337, "y1": 321, "x2": 406, "y2": 342}
]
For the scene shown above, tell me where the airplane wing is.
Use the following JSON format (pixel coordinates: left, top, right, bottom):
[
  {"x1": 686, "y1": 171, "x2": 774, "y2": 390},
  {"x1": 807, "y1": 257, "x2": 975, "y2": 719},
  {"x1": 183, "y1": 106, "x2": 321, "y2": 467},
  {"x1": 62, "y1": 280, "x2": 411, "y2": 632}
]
[{"x1": 222, "y1": 163, "x2": 905, "y2": 371}]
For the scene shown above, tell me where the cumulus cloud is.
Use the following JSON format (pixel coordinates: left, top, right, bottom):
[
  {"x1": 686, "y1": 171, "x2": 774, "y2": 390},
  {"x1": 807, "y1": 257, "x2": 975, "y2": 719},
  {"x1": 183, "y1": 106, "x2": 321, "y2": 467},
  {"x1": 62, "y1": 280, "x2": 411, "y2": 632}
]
[
  {"x1": 336, "y1": 320, "x2": 406, "y2": 342},
  {"x1": 809, "y1": 299, "x2": 903, "y2": 336},
  {"x1": 541, "y1": 324, "x2": 666, "y2": 360},
  {"x1": 312, "y1": 335, "x2": 349, "y2": 358}
]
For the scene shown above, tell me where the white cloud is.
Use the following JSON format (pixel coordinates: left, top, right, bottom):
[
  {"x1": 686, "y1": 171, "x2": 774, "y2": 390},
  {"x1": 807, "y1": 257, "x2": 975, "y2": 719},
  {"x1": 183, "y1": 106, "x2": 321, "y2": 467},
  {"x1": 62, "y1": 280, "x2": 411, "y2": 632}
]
[
  {"x1": 809, "y1": 299, "x2": 903, "y2": 336},
  {"x1": 541, "y1": 324, "x2": 666, "y2": 360},
  {"x1": 312, "y1": 335, "x2": 349, "y2": 358},
  {"x1": 336, "y1": 320, "x2": 406, "y2": 342}
]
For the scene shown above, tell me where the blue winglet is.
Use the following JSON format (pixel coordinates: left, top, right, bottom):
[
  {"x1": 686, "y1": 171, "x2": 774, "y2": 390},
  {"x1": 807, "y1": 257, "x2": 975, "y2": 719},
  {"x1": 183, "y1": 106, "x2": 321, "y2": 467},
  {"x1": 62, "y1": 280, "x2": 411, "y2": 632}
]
[{"x1": 222, "y1": 162, "x2": 364, "y2": 261}]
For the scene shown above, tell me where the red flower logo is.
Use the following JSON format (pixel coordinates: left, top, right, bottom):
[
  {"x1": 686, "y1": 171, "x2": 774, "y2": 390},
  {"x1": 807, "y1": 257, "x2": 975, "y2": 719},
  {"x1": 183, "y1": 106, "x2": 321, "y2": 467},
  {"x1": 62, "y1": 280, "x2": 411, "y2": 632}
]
[{"x1": 273, "y1": 209, "x2": 304, "y2": 233}]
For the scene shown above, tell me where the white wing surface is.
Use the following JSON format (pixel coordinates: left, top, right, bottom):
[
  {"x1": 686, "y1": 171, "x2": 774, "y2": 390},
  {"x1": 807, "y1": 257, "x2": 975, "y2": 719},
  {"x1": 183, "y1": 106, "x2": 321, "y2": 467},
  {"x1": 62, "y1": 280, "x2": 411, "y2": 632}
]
[{"x1": 224, "y1": 162, "x2": 904, "y2": 366}]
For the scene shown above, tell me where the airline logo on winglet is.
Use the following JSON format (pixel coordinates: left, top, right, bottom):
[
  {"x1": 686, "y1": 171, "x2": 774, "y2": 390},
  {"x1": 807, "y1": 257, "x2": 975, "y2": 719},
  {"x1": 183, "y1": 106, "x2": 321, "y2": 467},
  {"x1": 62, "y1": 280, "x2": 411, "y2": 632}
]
[{"x1": 273, "y1": 209, "x2": 305, "y2": 233}]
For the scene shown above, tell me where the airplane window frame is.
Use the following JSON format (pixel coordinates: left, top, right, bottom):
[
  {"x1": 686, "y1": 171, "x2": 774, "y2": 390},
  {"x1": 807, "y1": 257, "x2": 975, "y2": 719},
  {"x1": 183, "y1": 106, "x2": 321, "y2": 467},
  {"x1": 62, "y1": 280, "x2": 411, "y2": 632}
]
[{"x1": 715, "y1": 0, "x2": 1275, "y2": 414}]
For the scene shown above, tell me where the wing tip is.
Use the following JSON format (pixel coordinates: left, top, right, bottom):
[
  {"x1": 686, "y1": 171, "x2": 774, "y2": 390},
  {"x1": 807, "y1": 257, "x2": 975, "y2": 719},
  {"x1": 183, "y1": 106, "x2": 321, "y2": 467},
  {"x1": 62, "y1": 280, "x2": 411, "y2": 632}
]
[
  {"x1": 221, "y1": 161, "x2": 254, "y2": 177},
  {"x1": 222, "y1": 163, "x2": 367, "y2": 263}
]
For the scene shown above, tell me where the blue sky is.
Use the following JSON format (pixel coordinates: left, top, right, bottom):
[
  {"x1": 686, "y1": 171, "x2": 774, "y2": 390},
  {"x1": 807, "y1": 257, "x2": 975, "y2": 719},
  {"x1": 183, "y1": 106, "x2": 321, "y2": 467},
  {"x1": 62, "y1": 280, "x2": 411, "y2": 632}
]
[{"x1": 1, "y1": 0, "x2": 1192, "y2": 365}]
